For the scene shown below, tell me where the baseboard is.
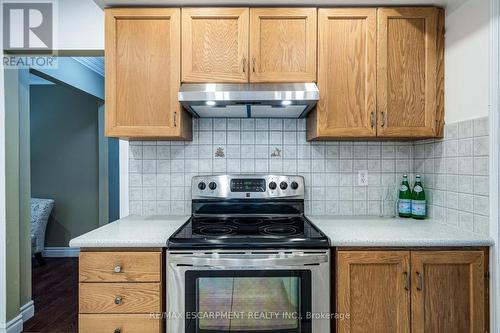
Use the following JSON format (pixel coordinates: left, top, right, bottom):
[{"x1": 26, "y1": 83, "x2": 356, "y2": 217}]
[
  {"x1": 0, "y1": 314, "x2": 23, "y2": 333},
  {"x1": 0, "y1": 301, "x2": 35, "y2": 333},
  {"x1": 19, "y1": 300, "x2": 34, "y2": 322},
  {"x1": 41, "y1": 247, "x2": 79, "y2": 257}
]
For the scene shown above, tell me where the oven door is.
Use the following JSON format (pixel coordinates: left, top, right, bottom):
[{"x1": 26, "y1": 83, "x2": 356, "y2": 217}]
[
  {"x1": 166, "y1": 250, "x2": 330, "y2": 333},
  {"x1": 186, "y1": 270, "x2": 311, "y2": 333}
]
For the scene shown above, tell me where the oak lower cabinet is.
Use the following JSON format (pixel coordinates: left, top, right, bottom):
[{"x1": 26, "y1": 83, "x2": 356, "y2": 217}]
[
  {"x1": 78, "y1": 249, "x2": 164, "y2": 333},
  {"x1": 337, "y1": 251, "x2": 411, "y2": 333},
  {"x1": 336, "y1": 249, "x2": 487, "y2": 333},
  {"x1": 308, "y1": 7, "x2": 444, "y2": 140},
  {"x1": 105, "y1": 8, "x2": 192, "y2": 139},
  {"x1": 411, "y1": 251, "x2": 486, "y2": 333}
]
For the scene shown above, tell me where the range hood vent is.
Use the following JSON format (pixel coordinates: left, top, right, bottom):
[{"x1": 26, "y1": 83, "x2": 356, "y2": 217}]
[{"x1": 178, "y1": 83, "x2": 319, "y2": 118}]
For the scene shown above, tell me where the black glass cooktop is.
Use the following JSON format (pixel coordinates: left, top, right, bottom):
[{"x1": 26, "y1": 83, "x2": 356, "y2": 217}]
[{"x1": 167, "y1": 215, "x2": 330, "y2": 249}]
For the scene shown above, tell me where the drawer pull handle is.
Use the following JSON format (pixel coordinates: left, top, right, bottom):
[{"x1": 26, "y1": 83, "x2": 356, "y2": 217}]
[
  {"x1": 114, "y1": 329, "x2": 121, "y2": 333},
  {"x1": 114, "y1": 265, "x2": 122, "y2": 273},
  {"x1": 114, "y1": 296, "x2": 122, "y2": 305}
]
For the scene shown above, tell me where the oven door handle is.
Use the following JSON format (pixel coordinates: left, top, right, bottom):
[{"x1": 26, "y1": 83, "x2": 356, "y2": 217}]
[{"x1": 169, "y1": 254, "x2": 328, "y2": 267}]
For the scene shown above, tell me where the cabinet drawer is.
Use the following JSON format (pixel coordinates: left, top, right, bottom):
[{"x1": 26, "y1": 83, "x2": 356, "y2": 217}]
[
  {"x1": 79, "y1": 283, "x2": 161, "y2": 314},
  {"x1": 79, "y1": 251, "x2": 161, "y2": 282},
  {"x1": 80, "y1": 314, "x2": 161, "y2": 333}
]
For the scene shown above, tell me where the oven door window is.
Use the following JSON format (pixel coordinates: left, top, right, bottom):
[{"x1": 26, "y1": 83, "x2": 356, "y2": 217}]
[{"x1": 185, "y1": 270, "x2": 312, "y2": 333}]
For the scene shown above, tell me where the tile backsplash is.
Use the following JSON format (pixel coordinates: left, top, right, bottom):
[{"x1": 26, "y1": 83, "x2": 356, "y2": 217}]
[
  {"x1": 128, "y1": 117, "x2": 490, "y2": 236},
  {"x1": 414, "y1": 116, "x2": 490, "y2": 235},
  {"x1": 129, "y1": 118, "x2": 413, "y2": 217}
]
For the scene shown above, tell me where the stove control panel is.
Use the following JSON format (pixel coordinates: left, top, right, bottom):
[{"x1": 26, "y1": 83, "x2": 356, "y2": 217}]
[
  {"x1": 192, "y1": 175, "x2": 305, "y2": 199},
  {"x1": 230, "y1": 178, "x2": 266, "y2": 192}
]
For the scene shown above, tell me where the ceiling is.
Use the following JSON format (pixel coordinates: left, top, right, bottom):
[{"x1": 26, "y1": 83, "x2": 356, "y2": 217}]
[
  {"x1": 72, "y1": 57, "x2": 105, "y2": 77},
  {"x1": 94, "y1": 0, "x2": 466, "y2": 10},
  {"x1": 29, "y1": 74, "x2": 55, "y2": 85}
]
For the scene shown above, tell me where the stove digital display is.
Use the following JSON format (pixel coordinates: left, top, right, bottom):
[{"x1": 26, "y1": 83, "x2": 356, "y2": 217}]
[{"x1": 230, "y1": 179, "x2": 266, "y2": 192}]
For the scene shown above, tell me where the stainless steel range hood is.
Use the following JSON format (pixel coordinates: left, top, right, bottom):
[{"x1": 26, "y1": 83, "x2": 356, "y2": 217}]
[{"x1": 178, "y1": 83, "x2": 319, "y2": 118}]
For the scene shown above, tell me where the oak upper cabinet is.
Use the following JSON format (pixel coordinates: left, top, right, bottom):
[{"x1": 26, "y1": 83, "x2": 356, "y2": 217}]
[
  {"x1": 377, "y1": 8, "x2": 440, "y2": 138},
  {"x1": 411, "y1": 251, "x2": 485, "y2": 333},
  {"x1": 105, "y1": 8, "x2": 191, "y2": 139},
  {"x1": 337, "y1": 251, "x2": 411, "y2": 333},
  {"x1": 308, "y1": 9, "x2": 377, "y2": 140},
  {"x1": 308, "y1": 7, "x2": 444, "y2": 140},
  {"x1": 181, "y1": 8, "x2": 249, "y2": 83},
  {"x1": 249, "y1": 8, "x2": 317, "y2": 82}
]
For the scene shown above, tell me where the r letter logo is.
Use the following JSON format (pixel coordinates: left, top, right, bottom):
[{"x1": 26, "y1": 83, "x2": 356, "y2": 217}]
[{"x1": 3, "y1": 2, "x2": 53, "y2": 51}]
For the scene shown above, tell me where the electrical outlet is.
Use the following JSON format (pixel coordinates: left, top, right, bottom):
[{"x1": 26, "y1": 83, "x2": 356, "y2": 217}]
[{"x1": 358, "y1": 170, "x2": 368, "y2": 186}]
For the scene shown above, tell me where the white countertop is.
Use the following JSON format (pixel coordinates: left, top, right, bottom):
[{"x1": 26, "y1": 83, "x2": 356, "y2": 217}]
[
  {"x1": 69, "y1": 215, "x2": 494, "y2": 248},
  {"x1": 69, "y1": 215, "x2": 189, "y2": 248},
  {"x1": 309, "y1": 216, "x2": 494, "y2": 247}
]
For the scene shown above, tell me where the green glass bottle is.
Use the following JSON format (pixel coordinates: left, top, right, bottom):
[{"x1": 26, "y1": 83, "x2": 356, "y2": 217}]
[
  {"x1": 411, "y1": 174, "x2": 427, "y2": 219},
  {"x1": 398, "y1": 174, "x2": 412, "y2": 218}
]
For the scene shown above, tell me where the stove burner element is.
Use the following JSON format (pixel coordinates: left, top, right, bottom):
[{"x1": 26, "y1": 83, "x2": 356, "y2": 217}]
[
  {"x1": 168, "y1": 175, "x2": 330, "y2": 249},
  {"x1": 196, "y1": 218, "x2": 226, "y2": 225},
  {"x1": 261, "y1": 225, "x2": 299, "y2": 236},
  {"x1": 269, "y1": 217, "x2": 298, "y2": 225},
  {"x1": 233, "y1": 218, "x2": 264, "y2": 226},
  {"x1": 197, "y1": 226, "x2": 236, "y2": 236}
]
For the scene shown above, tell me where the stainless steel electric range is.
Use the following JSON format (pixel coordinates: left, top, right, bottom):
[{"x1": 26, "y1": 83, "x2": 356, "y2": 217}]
[{"x1": 166, "y1": 175, "x2": 331, "y2": 333}]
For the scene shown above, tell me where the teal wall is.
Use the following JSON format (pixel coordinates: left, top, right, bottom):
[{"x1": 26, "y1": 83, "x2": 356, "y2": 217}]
[
  {"x1": 31, "y1": 58, "x2": 104, "y2": 100},
  {"x1": 4, "y1": 69, "x2": 22, "y2": 322},
  {"x1": 18, "y1": 69, "x2": 32, "y2": 309},
  {"x1": 2, "y1": 57, "x2": 113, "y2": 323},
  {"x1": 3, "y1": 68, "x2": 32, "y2": 322},
  {"x1": 30, "y1": 84, "x2": 100, "y2": 246}
]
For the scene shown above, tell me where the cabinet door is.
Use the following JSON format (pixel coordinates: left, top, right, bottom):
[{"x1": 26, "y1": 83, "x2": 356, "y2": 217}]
[
  {"x1": 105, "y1": 8, "x2": 190, "y2": 139},
  {"x1": 411, "y1": 251, "x2": 485, "y2": 333},
  {"x1": 182, "y1": 8, "x2": 249, "y2": 83},
  {"x1": 377, "y1": 8, "x2": 438, "y2": 137},
  {"x1": 249, "y1": 8, "x2": 316, "y2": 82},
  {"x1": 308, "y1": 9, "x2": 376, "y2": 140},
  {"x1": 337, "y1": 251, "x2": 411, "y2": 333}
]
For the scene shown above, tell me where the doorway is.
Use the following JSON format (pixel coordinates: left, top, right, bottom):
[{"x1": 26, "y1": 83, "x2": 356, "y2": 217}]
[{"x1": 4, "y1": 56, "x2": 118, "y2": 332}]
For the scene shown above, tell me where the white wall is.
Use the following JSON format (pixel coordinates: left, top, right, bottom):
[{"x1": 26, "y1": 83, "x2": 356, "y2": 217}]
[
  {"x1": 445, "y1": 0, "x2": 491, "y2": 123},
  {"x1": 56, "y1": 0, "x2": 104, "y2": 51}
]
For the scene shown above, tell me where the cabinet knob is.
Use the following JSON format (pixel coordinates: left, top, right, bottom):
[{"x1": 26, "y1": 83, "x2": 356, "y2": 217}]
[
  {"x1": 242, "y1": 57, "x2": 246, "y2": 73},
  {"x1": 114, "y1": 296, "x2": 122, "y2": 305},
  {"x1": 370, "y1": 112, "x2": 375, "y2": 129},
  {"x1": 252, "y1": 57, "x2": 256, "y2": 73},
  {"x1": 114, "y1": 329, "x2": 121, "y2": 333},
  {"x1": 114, "y1": 265, "x2": 122, "y2": 273}
]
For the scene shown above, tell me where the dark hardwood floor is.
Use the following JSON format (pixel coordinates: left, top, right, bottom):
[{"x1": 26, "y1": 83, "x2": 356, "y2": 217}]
[{"x1": 23, "y1": 258, "x2": 78, "y2": 333}]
